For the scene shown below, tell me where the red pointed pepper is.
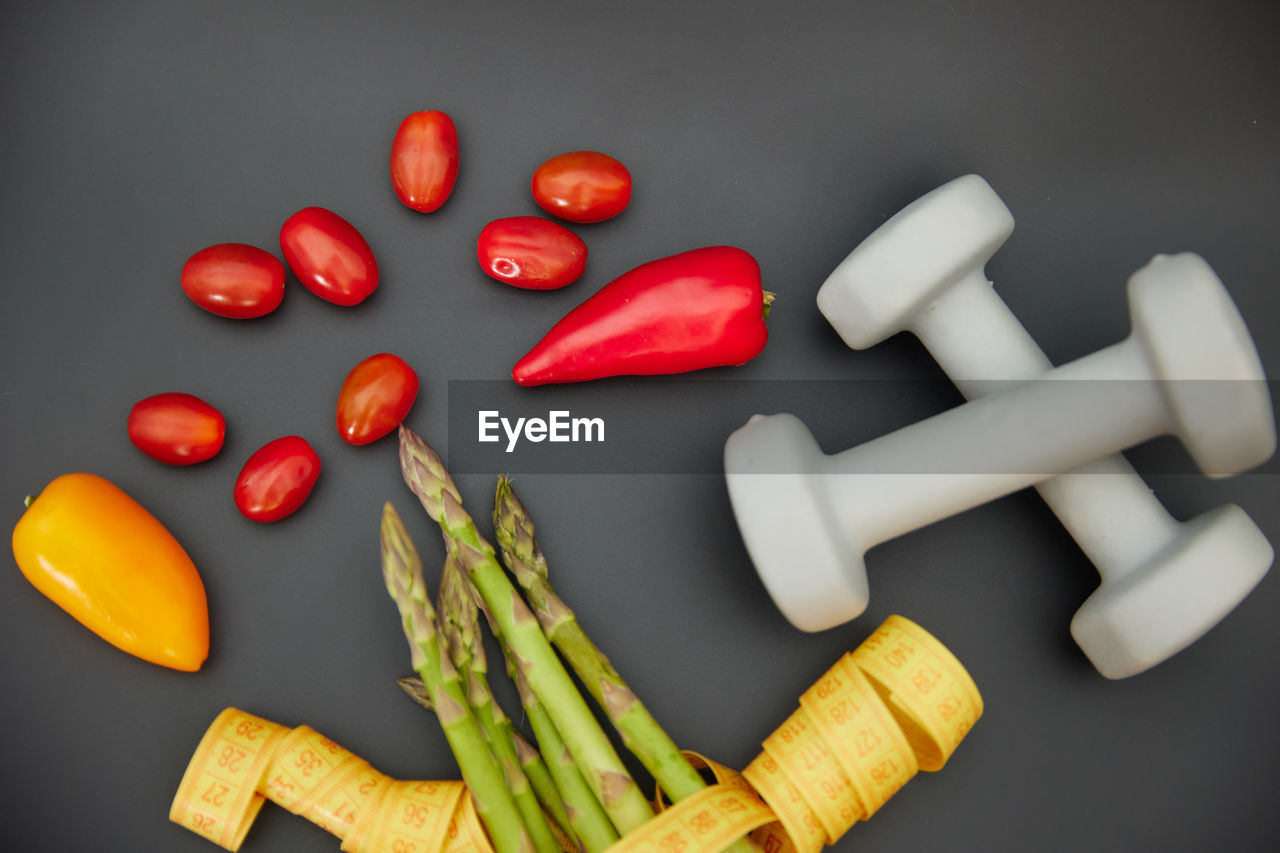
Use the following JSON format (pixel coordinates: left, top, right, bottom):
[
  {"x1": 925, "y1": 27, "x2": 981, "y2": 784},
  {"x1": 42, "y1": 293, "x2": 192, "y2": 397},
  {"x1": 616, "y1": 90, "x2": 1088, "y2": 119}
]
[{"x1": 512, "y1": 245, "x2": 771, "y2": 386}]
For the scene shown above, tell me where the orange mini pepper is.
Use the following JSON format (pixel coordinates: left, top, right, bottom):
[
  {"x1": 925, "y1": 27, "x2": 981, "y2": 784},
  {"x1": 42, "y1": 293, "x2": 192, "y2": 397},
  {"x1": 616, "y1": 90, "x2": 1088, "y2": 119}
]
[{"x1": 12, "y1": 473, "x2": 209, "y2": 671}]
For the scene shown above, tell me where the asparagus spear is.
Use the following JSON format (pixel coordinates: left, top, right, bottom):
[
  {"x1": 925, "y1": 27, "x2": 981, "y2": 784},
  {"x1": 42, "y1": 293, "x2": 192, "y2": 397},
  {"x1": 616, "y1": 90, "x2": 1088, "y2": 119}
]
[
  {"x1": 510, "y1": 728, "x2": 579, "y2": 853},
  {"x1": 397, "y1": 426, "x2": 655, "y2": 836},
  {"x1": 400, "y1": 671, "x2": 601, "y2": 853},
  {"x1": 379, "y1": 502, "x2": 533, "y2": 853},
  {"x1": 480, "y1": 594, "x2": 621, "y2": 853},
  {"x1": 439, "y1": 555, "x2": 566, "y2": 853},
  {"x1": 493, "y1": 477, "x2": 763, "y2": 853}
]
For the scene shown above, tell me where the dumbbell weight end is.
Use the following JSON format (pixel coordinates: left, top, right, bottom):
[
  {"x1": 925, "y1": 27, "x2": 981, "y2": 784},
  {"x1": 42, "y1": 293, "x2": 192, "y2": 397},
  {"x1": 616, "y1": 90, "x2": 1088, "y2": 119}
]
[
  {"x1": 725, "y1": 413, "x2": 870, "y2": 632},
  {"x1": 1072, "y1": 503, "x2": 1273, "y2": 678}
]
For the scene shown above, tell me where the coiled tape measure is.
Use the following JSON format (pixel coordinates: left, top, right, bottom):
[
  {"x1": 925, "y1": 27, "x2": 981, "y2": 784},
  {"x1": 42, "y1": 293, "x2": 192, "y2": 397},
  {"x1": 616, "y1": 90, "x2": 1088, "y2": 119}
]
[{"x1": 172, "y1": 615, "x2": 982, "y2": 853}]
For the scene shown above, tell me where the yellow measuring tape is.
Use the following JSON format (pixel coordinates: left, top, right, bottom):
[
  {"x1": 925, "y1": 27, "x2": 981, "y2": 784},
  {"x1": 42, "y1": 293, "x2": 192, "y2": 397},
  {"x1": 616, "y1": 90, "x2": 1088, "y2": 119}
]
[
  {"x1": 169, "y1": 710, "x2": 489, "y2": 853},
  {"x1": 171, "y1": 615, "x2": 982, "y2": 853}
]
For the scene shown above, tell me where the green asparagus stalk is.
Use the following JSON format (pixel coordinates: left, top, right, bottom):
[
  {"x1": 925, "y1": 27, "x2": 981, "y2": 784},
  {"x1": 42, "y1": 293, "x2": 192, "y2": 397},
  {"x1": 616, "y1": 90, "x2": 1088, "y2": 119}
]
[
  {"x1": 379, "y1": 502, "x2": 533, "y2": 853},
  {"x1": 493, "y1": 477, "x2": 764, "y2": 853},
  {"x1": 510, "y1": 729, "x2": 579, "y2": 853},
  {"x1": 439, "y1": 556, "x2": 566, "y2": 853},
  {"x1": 398, "y1": 426, "x2": 656, "y2": 836},
  {"x1": 480, "y1": 595, "x2": 621, "y2": 853},
  {"x1": 399, "y1": 670, "x2": 594, "y2": 853}
]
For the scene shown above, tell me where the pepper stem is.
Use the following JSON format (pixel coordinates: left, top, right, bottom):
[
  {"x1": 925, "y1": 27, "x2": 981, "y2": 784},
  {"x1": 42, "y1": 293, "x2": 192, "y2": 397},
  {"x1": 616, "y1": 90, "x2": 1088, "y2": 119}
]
[
  {"x1": 762, "y1": 290, "x2": 776, "y2": 321},
  {"x1": 23, "y1": 494, "x2": 34, "y2": 509}
]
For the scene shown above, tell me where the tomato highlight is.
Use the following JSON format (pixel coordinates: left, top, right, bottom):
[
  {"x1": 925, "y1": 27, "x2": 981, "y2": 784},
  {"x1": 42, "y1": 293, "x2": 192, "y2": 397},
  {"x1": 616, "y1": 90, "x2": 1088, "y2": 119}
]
[
  {"x1": 279, "y1": 207, "x2": 379, "y2": 306},
  {"x1": 477, "y1": 216, "x2": 588, "y2": 290},
  {"x1": 233, "y1": 436, "x2": 322, "y2": 522},
  {"x1": 181, "y1": 243, "x2": 286, "y2": 319},
  {"x1": 390, "y1": 110, "x2": 460, "y2": 213},
  {"x1": 531, "y1": 151, "x2": 632, "y2": 223},
  {"x1": 12, "y1": 473, "x2": 210, "y2": 671},
  {"x1": 127, "y1": 392, "x2": 226, "y2": 465},
  {"x1": 336, "y1": 353, "x2": 420, "y2": 445}
]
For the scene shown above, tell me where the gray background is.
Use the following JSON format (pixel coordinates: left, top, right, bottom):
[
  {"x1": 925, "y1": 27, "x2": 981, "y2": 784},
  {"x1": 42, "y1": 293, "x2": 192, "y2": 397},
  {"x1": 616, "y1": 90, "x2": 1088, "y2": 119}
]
[{"x1": 2, "y1": 1, "x2": 1277, "y2": 851}]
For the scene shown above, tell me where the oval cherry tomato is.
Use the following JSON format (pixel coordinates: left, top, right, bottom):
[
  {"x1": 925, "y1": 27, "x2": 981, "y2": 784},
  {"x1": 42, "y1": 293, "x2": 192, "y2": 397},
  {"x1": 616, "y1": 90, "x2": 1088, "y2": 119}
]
[
  {"x1": 390, "y1": 110, "x2": 459, "y2": 213},
  {"x1": 233, "y1": 436, "x2": 321, "y2": 522},
  {"x1": 127, "y1": 393, "x2": 227, "y2": 465},
  {"x1": 476, "y1": 216, "x2": 588, "y2": 290},
  {"x1": 181, "y1": 243, "x2": 285, "y2": 319},
  {"x1": 279, "y1": 207, "x2": 379, "y2": 306},
  {"x1": 336, "y1": 353, "x2": 419, "y2": 445},
  {"x1": 531, "y1": 151, "x2": 632, "y2": 223}
]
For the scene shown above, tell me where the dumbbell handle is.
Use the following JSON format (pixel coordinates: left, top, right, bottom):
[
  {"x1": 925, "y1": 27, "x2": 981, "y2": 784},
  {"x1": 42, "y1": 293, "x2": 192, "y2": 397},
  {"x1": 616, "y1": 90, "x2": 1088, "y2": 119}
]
[
  {"x1": 908, "y1": 269, "x2": 1182, "y2": 582},
  {"x1": 825, "y1": 335, "x2": 1168, "y2": 550}
]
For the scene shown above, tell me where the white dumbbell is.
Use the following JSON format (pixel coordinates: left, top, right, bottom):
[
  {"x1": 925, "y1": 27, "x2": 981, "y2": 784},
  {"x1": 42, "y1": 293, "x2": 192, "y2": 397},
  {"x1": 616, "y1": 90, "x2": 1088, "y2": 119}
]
[
  {"x1": 725, "y1": 250, "x2": 1275, "y2": 677},
  {"x1": 808, "y1": 174, "x2": 1276, "y2": 678}
]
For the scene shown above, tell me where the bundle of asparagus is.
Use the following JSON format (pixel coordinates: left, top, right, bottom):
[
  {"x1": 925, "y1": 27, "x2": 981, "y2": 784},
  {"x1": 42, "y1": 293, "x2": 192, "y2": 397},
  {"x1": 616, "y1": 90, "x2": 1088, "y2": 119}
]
[
  {"x1": 169, "y1": 427, "x2": 982, "y2": 853},
  {"x1": 384, "y1": 425, "x2": 763, "y2": 853}
]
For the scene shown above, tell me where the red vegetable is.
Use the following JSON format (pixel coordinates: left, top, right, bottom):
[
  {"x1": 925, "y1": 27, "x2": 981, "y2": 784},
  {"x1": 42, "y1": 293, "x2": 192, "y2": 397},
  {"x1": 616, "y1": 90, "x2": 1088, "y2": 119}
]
[
  {"x1": 127, "y1": 393, "x2": 226, "y2": 465},
  {"x1": 336, "y1": 353, "x2": 419, "y2": 445},
  {"x1": 531, "y1": 151, "x2": 631, "y2": 223},
  {"x1": 512, "y1": 246, "x2": 770, "y2": 386},
  {"x1": 279, "y1": 207, "x2": 379, "y2": 306},
  {"x1": 477, "y1": 216, "x2": 587, "y2": 290},
  {"x1": 233, "y1": 436, "x2": 321, "y2": 522},
  {"x1": 181, "y1": 243, "x2": 285, "y2": 319},
  {"x1": 390, "y1": 110, "x2": 460, "y2": 213}
]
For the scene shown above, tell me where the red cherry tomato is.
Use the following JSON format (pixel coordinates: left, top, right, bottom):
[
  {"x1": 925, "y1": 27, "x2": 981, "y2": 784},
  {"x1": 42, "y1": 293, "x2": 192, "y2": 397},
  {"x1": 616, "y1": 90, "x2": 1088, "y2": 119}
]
[
  {"x1": 127, "y1": 393, "x2": 226, "y2": 465},
  {"x1": 531, "y1": 151, "x2": 632, "y2": 223},
  {"x1": 476, "y1": 216, "x2": 588, "y2": 290},
  {"x1": 336, "y1": 353, "x2": 420, "y2": 446},
  {"x1": 390, "y1": 110, "x2": 459, "y2": 213},
  {"x1": 181, "y1": 243, "x2": 285, "y2": 319},
  {"x1": 279, "y1": 207, "x2": 379, "y2": 306},
  {"x1": 233, "y1": 436, "x2": 321, "y2": 522}
]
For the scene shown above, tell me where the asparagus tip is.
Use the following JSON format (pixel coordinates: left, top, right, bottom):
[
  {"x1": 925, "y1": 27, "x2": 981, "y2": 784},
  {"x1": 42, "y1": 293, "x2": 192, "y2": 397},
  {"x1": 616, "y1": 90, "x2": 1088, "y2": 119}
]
[
  {"x1": 399, "y1": 425, "x2": 462, "y2": 520},
  {"x1": 492, "y1": 476, "x2": 549, "y2": 588}
]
